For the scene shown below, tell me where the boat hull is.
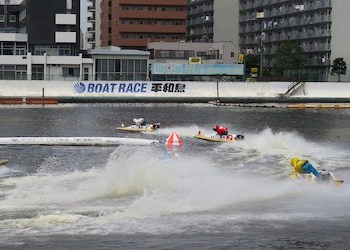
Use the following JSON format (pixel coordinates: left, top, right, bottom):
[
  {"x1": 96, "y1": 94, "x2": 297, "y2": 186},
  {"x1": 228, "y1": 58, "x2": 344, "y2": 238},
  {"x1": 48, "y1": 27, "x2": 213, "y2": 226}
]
[
  {"x1": 116, "y1": 125, "x2": 156, "y2": 132},
  {"x1": 0, "y1": 159, "x2": 8, "y2": 166},
  {"x1": 290, "y1": 173, "x2": 344, "y2": 186},
  {"x1": 194, "y1": 134, "x2": 243, "y2": 142}
]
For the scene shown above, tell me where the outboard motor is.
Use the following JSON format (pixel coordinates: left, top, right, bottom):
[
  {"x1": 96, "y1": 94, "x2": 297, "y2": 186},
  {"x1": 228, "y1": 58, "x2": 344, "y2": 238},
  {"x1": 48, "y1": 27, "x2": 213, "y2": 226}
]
[
  {"x1": 153, "y1": 123, "x2": 161, "y2": 128},
  {"x1": 319, "y1": 169, "x2": 331, "y2": 183},
  {"x1": 236, "y1": 133, "x2": 245, "y2": 140}
]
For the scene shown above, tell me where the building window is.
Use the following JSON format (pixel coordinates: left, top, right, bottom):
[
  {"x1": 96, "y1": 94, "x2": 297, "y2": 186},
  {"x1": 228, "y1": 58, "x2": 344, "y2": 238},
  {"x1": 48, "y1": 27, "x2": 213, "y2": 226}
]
[
  {"x1": 3, "y1": 42, "x2": 14, "y2": 55},
  {"x1": 84, "y1": 67, "x2": 89, "y2": 80},
  {"x1": 14, "y1": 43, "x2": 27, "y2": 55},
  {"x1": 95, "y1": 58, "x2": 147, "y2": 81},
  {"x1": 174, "y1": 50, "x2": 185, "y2": 58},
  {"x1": 0, "y1": 15, "x2": 4, "y2": 22},
  {"x1": 33, "y1": 45, "x2": 72, "y2": 56},
  {"x1": 32, "y1": 65, "x2": 44, "y2": 80},
  {"x1": 0, "y1": 64, "x2": 27, "y2": 80},
  {"x1": 63, "y1": 67, "x2": 80, "y2": 77},
  {"x1": 160, "y1": 50, "x2": 170, "y2": 58},
  {"x1": 197, "y1": 51, "x2": 207, "y2": 57},
  {"x1": 59, "y1": 46, "x2": 71, "y2": 56},
  {"x1": 9, "y1": 15, "x2": 16, "y2": 22}
]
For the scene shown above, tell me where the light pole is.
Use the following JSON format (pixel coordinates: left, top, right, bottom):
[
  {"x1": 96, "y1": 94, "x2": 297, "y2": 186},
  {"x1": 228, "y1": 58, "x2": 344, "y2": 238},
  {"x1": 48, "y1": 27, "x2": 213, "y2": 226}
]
[{"x1": 256, "y1": 11, "x2": 264, "y2": 78}]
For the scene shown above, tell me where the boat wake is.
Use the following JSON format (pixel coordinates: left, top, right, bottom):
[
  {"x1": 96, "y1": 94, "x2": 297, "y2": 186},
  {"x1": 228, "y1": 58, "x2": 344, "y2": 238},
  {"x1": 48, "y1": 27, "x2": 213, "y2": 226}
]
[
  {"x1": 154, "y1": 125, "x2": 202, "y2": 137},
  {"x1": 0, "y1": 136, "x2": 349, "y2": 236},
  {"x1": 215, "y1": 128, "x2": 349, "y2": 175}
]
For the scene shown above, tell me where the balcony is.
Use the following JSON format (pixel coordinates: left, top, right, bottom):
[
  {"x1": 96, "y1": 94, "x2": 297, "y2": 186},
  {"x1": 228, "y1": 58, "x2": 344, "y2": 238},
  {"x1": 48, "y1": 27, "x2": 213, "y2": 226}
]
[
  {"x1": 55, "y1": 32, "x2": 76, "y2": 43},
  {"x1": 118, "y1": 0, "x2": 187, "y2": 5},
  {"x1": 87, "y1": 37, "x2": 95, "y2": 42},
  {"x1": 113, "y1": 38, "x2": 182, "y2": 48},
  {"x1": 118, "y1": 10, "x2": 187, "y2": 20},
  {"x1": 87, "y1": 5, "x2": 95, "y2": 12},
  {"x1": 87, "y1": 16, "x2": 95, "y2": 23},
  {"x1": 117, "y1": 24, "x2": 186, "y2": 34},
  {"x1": 87, "y1": 26, "x2": 95, "y2": 33}
]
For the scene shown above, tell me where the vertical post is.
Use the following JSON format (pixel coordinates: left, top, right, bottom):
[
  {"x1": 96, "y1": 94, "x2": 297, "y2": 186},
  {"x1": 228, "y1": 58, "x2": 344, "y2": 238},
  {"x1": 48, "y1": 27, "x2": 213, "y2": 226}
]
[
  {"x1": 216, "y1": 81, "x2": 219, "y2": 101},
  {"x1": 256, "y1": 11, "x2": 264, "y2": 78},
  {"x1": 259, "y1": 21, "x2": 263, "y2": 78}
]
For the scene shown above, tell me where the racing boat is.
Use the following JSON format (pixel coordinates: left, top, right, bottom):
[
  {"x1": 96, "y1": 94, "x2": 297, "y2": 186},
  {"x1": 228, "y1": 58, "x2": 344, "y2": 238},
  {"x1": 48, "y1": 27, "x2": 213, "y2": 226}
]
[
  {"x1": 116, "y1": 118, "x2": 160, "y2": 132},
  {"x1": 194, "y1": 124, "x2": 244, "y2": 142},
  {"x1": 0, "y1": 159, "x2": 8, "y2": 166},
  {"x1": 194, "y1": 132, "x2": 244, "y2": 142},
  {"x1": 290, "y1": 170, "x2": 344, "y2": 186}
]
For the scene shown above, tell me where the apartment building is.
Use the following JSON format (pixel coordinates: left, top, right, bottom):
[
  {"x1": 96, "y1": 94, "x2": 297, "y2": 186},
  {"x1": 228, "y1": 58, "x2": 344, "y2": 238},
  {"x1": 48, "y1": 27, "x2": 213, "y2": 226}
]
[
  {"x1": 88, "y1": 0, "x2": 187, "y2": 50},
  {"x1": 86, "y1": 0, "x2": 101, "y2": 49},
  {"x1": 0, "y1": 0, "x2": 81, "y2": 56},
  {"x1": 0, "y1": 0, "x2": 87, "y2": 80},
  {"x1": 239, "y1": 0, "x2": 350, "y2": 80}
]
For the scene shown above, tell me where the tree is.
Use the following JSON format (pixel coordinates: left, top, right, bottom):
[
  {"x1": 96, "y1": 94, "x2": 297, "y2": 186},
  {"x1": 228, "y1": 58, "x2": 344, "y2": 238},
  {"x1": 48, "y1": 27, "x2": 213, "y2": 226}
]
[
  {"x1": 244, "y1": 54, "x2": 260, "y2": 76},
  {"x1": 331, "y1": 57, "x2": 347, "y2": 82},
  {"x1": 272, "y1": 42, "x2": 306, "y2": 76}
]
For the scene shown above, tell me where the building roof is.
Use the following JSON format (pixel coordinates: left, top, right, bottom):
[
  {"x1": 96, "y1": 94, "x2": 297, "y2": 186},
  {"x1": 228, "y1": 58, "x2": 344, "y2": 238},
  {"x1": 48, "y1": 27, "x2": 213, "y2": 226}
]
[{"x1": 87, "y1": 46, "x2": 150, "y2": 56}]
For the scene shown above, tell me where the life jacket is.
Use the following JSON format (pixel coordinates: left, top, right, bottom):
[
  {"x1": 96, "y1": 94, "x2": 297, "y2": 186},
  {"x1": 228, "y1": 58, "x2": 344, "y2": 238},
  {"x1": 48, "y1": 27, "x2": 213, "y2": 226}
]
[
  {"x1": 290, "y1": 157, "x2": 308, "y2": 174},
  {"x1": 215, "y1": 125, "x2": 228, "y2": 136}
]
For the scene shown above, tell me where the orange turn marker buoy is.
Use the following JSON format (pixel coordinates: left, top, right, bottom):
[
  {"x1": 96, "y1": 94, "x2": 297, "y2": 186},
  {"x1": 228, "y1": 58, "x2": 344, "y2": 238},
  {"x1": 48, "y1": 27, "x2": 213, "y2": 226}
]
[{"x1": 165, "y1": 131, "x2": 183, "y2": 151}]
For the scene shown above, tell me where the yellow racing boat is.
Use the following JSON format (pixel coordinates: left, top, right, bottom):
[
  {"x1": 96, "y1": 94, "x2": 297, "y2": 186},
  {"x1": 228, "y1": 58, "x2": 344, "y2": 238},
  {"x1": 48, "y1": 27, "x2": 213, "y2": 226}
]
[{"x1": 194, "y1": 131, "x2": 244, "y2": 142}]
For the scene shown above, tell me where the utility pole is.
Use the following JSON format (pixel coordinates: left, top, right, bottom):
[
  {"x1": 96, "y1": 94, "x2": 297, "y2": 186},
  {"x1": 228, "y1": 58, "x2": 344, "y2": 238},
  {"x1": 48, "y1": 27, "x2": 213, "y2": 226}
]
[{"x1": 256, "y1": 11, "x2": 265, "y2": 78}]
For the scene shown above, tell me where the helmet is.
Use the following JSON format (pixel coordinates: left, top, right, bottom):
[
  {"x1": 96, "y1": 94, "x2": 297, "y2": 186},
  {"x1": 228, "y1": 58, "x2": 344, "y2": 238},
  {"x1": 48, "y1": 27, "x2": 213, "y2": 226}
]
[{"x1": 290, "y1": 157, "x2": 299, "y2": 166}]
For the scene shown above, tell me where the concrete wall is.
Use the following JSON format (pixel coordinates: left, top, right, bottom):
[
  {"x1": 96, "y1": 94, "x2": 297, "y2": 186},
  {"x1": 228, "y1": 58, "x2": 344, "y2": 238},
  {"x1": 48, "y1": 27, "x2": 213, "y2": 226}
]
[{"x1": 0, "y1": 80, "x2": 349, "y2": 102}]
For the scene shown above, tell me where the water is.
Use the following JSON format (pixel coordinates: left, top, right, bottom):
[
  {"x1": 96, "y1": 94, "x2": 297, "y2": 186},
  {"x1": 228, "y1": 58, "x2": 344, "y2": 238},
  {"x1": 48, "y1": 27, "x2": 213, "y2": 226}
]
[{"x1": 0, "y1": 103, "x2": 349, "y2": 249}]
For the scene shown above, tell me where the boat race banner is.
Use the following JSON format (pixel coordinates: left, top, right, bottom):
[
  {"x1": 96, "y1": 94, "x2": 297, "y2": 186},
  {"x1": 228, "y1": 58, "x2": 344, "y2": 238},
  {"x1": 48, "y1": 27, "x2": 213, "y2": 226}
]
[
  {"x1": 1, "y1": 80, "x2": 350, "y2": 100},
  {"x1": 73, "y1": 82, "x2": 187, "y2": 94}
]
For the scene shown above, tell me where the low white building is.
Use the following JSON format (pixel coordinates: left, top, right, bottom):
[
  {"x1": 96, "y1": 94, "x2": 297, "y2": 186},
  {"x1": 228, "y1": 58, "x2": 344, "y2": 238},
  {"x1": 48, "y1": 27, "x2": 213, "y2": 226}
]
[
  {"x1": 147, "y1": 41, "x2": 239, "y2": 65},
  {"x1": 0, "y1": 46, "x2": 150, "y2": 81}
]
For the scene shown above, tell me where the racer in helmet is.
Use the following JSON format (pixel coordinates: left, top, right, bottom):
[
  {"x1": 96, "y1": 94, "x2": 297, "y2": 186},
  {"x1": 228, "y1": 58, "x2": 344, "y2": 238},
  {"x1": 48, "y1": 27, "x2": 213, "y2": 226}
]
[
  {"x1": 213, "y1": 124, "x2": 228, "y2": 137},
  {"x1": 290, "y1": 157, "x2": 320, "y2": 178}
]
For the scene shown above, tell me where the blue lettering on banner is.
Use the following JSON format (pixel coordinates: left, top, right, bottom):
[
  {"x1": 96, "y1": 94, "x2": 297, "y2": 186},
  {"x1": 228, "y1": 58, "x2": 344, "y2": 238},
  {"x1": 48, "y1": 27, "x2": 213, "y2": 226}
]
[
  {"x1": 151, "y1": 83, "x2": 186, "y2": 93},
  {"x1": 73, "y1": 82, "x2": 185, "y2": 94},
  {"x1": 89, "y1": 83, "x2": 118, "y2": 93},
  {"x1": 119, "y1": 83, "x2": 147, "y2": 93}
]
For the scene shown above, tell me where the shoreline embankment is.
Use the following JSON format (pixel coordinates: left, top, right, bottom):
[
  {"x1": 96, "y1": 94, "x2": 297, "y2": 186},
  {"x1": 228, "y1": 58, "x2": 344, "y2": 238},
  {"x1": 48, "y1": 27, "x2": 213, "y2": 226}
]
[{"x1": 0, "y1": 80, "x2": 349, "y2": 105}]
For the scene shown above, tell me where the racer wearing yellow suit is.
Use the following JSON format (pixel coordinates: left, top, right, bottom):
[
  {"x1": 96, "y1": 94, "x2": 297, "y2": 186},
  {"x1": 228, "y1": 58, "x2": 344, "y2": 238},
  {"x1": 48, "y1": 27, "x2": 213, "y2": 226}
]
[{"x1": 290, "y1": 157, "x2": 320, "y2": 178}]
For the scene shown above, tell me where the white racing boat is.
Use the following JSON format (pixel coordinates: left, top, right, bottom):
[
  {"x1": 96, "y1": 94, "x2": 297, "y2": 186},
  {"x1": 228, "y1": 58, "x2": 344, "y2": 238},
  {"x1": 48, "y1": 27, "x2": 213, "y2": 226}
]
[
  {"x1": 290, "y1": 170, "x2": 344, "y2": 186},
  {"x1": 116, "y1": 118, "x2": 160, "y2": 132}
]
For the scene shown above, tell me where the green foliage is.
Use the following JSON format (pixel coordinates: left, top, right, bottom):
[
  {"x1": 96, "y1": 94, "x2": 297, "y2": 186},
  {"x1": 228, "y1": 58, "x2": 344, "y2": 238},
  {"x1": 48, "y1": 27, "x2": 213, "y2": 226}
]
[
  {"x1": 244, "y1": 54, "x2": 260, "y2": 73},
  {"x1": 272, "y1": 42, "x2": 306, "y2": 76},
  {"x1": 331, "y1": 57, "x2": 347, "y2": 82}
]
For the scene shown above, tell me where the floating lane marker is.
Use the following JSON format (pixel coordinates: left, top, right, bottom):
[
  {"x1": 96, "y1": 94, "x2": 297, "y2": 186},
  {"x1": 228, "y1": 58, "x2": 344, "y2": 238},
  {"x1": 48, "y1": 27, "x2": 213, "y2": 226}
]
[{"x1": 0, "y1": 137, "x2": 158, "y2": 146}]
